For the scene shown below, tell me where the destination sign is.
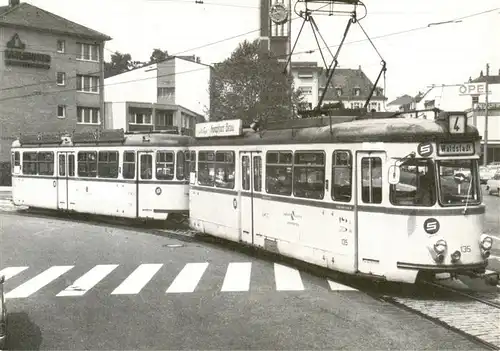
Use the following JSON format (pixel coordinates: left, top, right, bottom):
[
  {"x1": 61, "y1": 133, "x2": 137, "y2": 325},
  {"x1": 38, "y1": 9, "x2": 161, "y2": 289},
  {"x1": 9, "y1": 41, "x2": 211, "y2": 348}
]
[
  {"x1": 437, "y1": 142, "x2": 475, "y2": 156},
  {"x1": 195, "y1": 119, "x2": 243, "y2": 138}
]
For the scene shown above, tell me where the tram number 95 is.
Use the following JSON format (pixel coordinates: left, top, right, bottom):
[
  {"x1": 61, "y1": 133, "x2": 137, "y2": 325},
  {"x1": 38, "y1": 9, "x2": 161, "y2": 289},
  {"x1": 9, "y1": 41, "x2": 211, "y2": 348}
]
[{"x1": 460, "y1": 245, "x2": 471, "y2": 253}]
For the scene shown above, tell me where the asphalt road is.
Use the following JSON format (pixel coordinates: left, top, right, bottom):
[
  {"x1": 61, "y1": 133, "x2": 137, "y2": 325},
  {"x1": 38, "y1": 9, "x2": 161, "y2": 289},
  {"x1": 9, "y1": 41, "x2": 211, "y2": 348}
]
[{"x1": 0, "y1": 212, "x2": 487, "y2": 350}]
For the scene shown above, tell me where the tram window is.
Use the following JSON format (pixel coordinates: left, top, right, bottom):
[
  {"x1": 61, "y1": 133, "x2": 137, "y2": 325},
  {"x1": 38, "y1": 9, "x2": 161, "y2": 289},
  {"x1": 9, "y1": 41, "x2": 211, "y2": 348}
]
[
  {"x1": 77, "y1": 151, "x2": 97, "y2": 177},
  {"x1": 390, "y1": 159, "x2": 435, "y2": 207},
  {"x1": 183, "y1": 151, "x2": 190, "y2": 180},
  {"x1": 11, "y1": 152, "x2": 20, "y2": 173},
  {"x1": 59, "y1": 154, "x2": 66, "y2": 176},
  {"x1": 332, "y1": 151, "x2": 352, "y2": 202},
  {"x1": 122, "y1": 151, "x2": 135, "y2": 179},
  {"x1": 266, "y1": 151, "x2": 292, "y2": 196},
  {"x1": 68, "y1": 154, "x2": 75, "y2": 177},
  {"x1": 190, "y1": 151, "x2": 196, "y2": 173},
  {"x1": 361, "y1": 157, "x2": 382, "y2": 204},
  {"x1": 293, "y1": 151, "x2": 325, "y2": 199},
  {"x1": 176, "y1": 151, "x2": 185, "y2": 180},
  {"x1": 98, "y1": 151, "x2": 119, "y2": 178},
  {"x1": 215, "y1": 151, "x2": 235, "y2": 189},
  {"x1": 242, "y1": 156, "x2": 250, "y2": 190},
  {"x1": 38, "y1": 152, "x2": 54, "y2": 176},
  {"x1": 198, "y1": 151, "x2": 215, "y2": 186},
  {"x1": 140, "y1": 154, "x2": 153, "y2": 179},
  {"x1": 253, "y1": 156, "x2": 262, "y2": 192},
  {"x1": 156, "y1": 151, "x2": 174, "y2": 180},
  {"x1": 22, "y1": 152, "x2": 37, "y2": 175}
]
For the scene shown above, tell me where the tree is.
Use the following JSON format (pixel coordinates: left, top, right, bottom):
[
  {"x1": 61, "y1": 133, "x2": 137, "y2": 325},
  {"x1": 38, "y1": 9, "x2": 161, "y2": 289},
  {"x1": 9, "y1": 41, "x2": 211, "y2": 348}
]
[
  {"x1": 149, "y1": 48, "x2": 169, "y2": 64},
  {"x1": 209, "y1": 39, "x2": 304, "y2": 124},
  {"x1": 104, "y1": 51, "x2": 134, "y2": 78}
]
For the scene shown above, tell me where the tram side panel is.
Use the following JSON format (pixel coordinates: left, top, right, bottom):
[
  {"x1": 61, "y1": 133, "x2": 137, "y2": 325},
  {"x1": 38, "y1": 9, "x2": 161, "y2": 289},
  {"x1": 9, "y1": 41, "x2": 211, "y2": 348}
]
[
  {"x1": 254, "y1": 146, "x2": 357, "y2": 274},
  {"x1": 11, "y1": 149, "x2": 58, "y2": 210},
  {"x1": 189, "y1": 149, "x2": 240, "y2": 241}
]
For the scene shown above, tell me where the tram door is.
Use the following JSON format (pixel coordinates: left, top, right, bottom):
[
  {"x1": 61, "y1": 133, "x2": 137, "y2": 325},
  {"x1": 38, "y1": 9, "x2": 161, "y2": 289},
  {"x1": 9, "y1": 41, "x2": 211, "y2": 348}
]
[
  {"x1": 239, "y1": 151, "x2": 262, "y2": 245},
  {"x1": 136, "y1": 152, "x2": 154, "y2": 218},
  {"x1": 355, "y1": 151, "x2": 386, "y2": 276},
  {"x1": 56, "y1": 152, "x2": 75, "y2": 210}
]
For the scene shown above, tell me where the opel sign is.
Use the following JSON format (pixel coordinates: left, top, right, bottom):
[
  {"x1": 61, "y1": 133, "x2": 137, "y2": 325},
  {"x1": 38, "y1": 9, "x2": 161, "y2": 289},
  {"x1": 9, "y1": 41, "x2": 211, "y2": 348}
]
[{"x1": 458, "y1": 82, "x2": 491, "y2": 96}]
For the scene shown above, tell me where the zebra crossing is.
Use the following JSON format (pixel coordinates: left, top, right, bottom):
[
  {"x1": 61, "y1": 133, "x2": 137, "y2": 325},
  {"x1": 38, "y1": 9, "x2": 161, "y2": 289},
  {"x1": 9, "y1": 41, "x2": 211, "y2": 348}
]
[{"x1": 0, "y1": 262, "x2": 358, "y2": 299}]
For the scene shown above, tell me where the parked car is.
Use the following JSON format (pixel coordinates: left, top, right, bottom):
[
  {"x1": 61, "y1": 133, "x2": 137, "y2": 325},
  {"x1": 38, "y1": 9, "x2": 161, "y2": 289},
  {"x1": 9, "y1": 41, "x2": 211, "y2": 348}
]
[
  {"x1": 480, "y1": 166, "x2": 499, "y2": 184},
  {"x1": 0, "y1": 274, "x2": 6, "y2": 350},
  {"x1": 486, "y1": 169, "x2": 500, "y2": 196}
]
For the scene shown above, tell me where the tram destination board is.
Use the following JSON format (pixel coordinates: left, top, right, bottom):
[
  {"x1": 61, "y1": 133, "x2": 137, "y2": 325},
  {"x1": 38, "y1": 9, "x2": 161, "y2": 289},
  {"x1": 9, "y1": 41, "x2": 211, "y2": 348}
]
[{"x1": 437, "y1": 142, "x2": 475, "y2": 156}]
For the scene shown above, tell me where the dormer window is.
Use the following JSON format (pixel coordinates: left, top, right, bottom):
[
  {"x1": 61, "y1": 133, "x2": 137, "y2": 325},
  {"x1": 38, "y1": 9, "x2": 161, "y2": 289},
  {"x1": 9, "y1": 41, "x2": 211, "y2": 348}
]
[
  {"x1": 336, "y1": 87, "x2": 342, "y2": 97},
  {"x1": 354, "y1": 87, "x2": 361, "y2": 96}
]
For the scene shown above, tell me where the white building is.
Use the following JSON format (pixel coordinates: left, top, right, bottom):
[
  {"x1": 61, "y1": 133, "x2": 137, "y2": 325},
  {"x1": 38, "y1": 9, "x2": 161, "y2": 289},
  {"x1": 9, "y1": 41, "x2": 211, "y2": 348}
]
[
  {"x1": 104, "y1": 56, "x2": 212, "y2": 134},
  {"x1": 403, "y1": 70, "x2": 500, "y2": 164},
  {"x1": 291, "y1": 61, "x2": 387, "y2": 111}
]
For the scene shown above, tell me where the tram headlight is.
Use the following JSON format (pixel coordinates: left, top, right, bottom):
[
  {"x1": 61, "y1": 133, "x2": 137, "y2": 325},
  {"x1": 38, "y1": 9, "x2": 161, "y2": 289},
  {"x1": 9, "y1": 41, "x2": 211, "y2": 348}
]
[
  {"x1": 451, "y1": 250, "x2": 461, "y2": 263},
  {"x1": 434, "y1": 239, "x2": 447, "y2": 254},
  {"x1": 480, "y1": 234, "x2": 493, "y2": 250}
]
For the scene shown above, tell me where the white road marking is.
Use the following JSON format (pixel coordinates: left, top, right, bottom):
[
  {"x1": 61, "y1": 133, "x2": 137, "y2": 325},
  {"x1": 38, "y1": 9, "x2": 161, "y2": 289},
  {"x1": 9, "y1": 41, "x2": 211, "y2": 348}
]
[
  {"x1": 0, "y1": 266, "x2": 29, "y2": 281},
  {"x1": 166, "y1": 263, "x2": 209, "y2": 293},
  {"x1": 327, "y1": 280, "x2": 357, "y2": 291},
  {"x1": 111, "y1": 264, "x2": 163, "y2": 295},
  {"x1": 274, "y1": 263, "x2": 304, "y2": 291},
  {"x1": 5, "y1": 266, "x2": 73, "y2": 299},
  {"x1": 221, "y1": 262, "x2": 252, "y2": 292},
  {"x1": 57, "y1": 264, "x2": 118, "y2": 297}
]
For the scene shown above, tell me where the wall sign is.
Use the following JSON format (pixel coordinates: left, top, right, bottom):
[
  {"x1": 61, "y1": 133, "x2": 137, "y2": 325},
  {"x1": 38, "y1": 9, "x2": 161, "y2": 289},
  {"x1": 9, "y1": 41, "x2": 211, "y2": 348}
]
[{"x1": 4, "y1": 34, "x2": 51, "y2": 70}]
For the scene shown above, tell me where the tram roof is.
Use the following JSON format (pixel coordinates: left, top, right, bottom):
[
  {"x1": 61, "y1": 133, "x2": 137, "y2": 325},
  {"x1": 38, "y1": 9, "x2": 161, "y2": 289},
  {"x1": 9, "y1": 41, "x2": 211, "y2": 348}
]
[
  {"x1": 191, "y1": 112, "x2": 480, "y2": 147},
  {"x1": 11, "y1": 129, "x2": 193, "y2": 148}
]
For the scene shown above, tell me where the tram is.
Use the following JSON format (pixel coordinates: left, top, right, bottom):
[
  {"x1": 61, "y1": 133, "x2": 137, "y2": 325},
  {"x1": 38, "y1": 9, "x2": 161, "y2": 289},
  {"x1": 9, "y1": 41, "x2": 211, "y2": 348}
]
[
  {"x1": 187, "y1": 111, "x2": 495, "y2": 284},
  {"x1": 10, "y1": 129, "x2": 194, "y2": 221}
]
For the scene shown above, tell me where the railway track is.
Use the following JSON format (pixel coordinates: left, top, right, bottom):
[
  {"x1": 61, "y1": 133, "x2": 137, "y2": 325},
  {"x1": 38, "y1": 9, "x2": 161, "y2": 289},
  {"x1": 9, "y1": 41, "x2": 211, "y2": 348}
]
[{"x1": 379, "y1": 278, "x2": 500, "y2": 350}]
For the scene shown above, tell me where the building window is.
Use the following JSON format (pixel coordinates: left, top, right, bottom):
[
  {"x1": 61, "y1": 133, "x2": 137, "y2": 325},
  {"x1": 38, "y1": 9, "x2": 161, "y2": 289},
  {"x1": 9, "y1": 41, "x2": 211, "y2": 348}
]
[
  {"x1": 130, "y1": 113, "x2": 152, "y2": 124},
  {"x1": 299, "y1": 86, "x2": 312, "y2": 96},
  {"x1": 56, "y1": 72, "x2": 66, "y2": 86},
  {"x1": 57, "y1": 40, "x2": 65, "y2": 53},
  {"x1": 77, "y1": 43, "x2": 100, "y2": 61},
  {"x1": 158, "y1": 87, "x2": 175, "y2": 99},
  {"x1": 298, "y1": 72, "x2": 313, "y2": 79},
  {"x1": 354, "y1": 88, "x2": 360, "y2": 96},
  {"x1": 155, "y1": 112, "x2": 174, "y2": 126},
  {"x1": 57, "y1": 105, "x2": 66, "y2": 118},
  {"x1": 77, "y1": 107, "x2": 100, "y2": 124},
  {"x1": 77, "y1": 75, "x2": 99, "y2": 93},
  {"x1": 351, "y1": 102, "x2": 361, "y2": 109},
  {"x1": 336, "y1": 88, "x2": 342, "y2": 96}
]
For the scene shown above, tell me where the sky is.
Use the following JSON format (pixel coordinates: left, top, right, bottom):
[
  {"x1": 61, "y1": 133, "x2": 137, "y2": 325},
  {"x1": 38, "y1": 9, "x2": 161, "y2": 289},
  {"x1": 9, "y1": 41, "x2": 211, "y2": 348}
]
[{"x1": 9, "y1": 0, "x2": 500, "y2": 102}]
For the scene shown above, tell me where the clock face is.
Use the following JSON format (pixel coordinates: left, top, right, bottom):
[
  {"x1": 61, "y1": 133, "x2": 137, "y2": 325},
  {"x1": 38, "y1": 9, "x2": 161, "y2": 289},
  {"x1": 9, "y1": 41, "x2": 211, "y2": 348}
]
[{"x1": 270, "y1": 3, "x2": 288, "y2": 24}]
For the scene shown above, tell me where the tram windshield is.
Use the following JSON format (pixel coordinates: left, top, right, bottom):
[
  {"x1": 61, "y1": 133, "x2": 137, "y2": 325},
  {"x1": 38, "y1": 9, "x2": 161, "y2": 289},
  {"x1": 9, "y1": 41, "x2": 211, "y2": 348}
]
[
  {"x1": 390, "y1": 158, "x2": 436, "y2": 206},
  {"x1": 437, "y1": 159, "x2": 480, "y2": 206}
]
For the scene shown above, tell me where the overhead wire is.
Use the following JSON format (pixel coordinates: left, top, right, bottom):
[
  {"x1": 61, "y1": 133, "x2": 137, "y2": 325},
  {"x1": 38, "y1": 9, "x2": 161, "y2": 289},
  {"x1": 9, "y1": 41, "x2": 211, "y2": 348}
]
[
  {"x1": 0, "y1": 3, "x2": 330, "y2": 93},
  {"x1": 1, "y1": 5, "x2": 497, "y2": 102}
]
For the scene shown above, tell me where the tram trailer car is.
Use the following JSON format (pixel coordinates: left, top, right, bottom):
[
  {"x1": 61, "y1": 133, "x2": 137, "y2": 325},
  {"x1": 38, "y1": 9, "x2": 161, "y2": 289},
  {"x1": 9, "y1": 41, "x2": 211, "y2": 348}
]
[
  {"x1": 10, "y1": 129, "x2": 194, "y2": 221},
  {"x1": 187, "y1": 113, "x2": 497, "y2": 284}
]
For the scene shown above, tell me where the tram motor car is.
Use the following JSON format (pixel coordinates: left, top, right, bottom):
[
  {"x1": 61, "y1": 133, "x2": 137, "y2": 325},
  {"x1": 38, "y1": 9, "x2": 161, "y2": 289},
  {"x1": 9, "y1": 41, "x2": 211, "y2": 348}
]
[{"x1": 187, "y1": 110, "x2": 498, "y2": 285}]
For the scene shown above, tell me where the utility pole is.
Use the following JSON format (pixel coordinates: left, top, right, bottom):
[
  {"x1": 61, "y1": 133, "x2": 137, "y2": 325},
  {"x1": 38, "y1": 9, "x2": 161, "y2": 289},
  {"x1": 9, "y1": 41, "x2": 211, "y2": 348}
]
[{"x1": 484, "y1": 63, "x2": 489, "y2": 166}]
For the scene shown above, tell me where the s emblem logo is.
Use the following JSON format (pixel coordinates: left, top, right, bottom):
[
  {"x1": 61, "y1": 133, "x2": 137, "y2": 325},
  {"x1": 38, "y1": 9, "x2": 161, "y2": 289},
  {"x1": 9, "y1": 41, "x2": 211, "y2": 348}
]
[
  {"x1": 417, "y1": 142, "x2": 433, "y2": 157},
  {"x1": 423, "y1": 218, "x2": 440, "y2": 234}
]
